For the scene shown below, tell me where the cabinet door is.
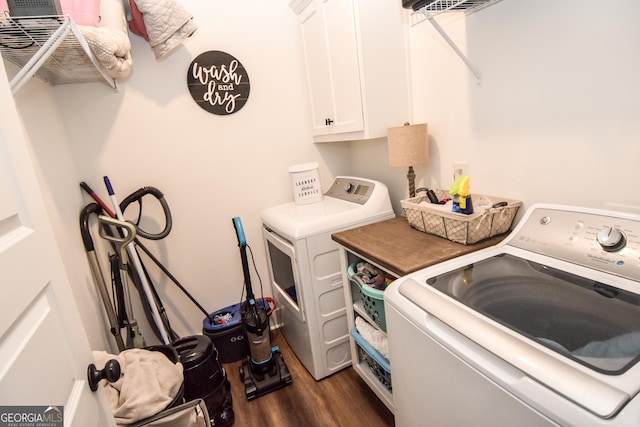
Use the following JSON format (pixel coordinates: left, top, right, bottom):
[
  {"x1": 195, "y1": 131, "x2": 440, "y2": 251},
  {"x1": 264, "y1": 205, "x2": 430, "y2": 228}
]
[{"x1": 300, "y1": 0, "x2": 364, "y2": 136}]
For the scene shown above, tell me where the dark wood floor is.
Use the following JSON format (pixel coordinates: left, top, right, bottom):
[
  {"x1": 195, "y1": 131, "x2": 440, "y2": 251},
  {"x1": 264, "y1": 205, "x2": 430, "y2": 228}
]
[{"x1": 222, "y1": 329, "x2": 394, "y2": 427}]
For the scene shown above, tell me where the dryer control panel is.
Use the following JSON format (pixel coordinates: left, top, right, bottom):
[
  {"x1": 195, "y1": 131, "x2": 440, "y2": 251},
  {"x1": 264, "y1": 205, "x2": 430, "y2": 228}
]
[{"x1": 325, "y1": 177, "x2": 376, "y2": 205}]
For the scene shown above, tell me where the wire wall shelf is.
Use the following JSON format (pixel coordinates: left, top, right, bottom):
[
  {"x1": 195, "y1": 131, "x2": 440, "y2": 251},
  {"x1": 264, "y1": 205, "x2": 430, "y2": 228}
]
[
  {"x1": 411, "y1": 0, "x2": 503, "y2": 25},
  {"x1": 0, "y1": 15, "x2": 116, "y2": 95}
]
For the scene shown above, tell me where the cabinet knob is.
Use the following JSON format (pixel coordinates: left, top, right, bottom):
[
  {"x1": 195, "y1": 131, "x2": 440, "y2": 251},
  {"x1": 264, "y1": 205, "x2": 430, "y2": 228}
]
[{"x1": 325, "y1": 118, "x2": 334, "y2": 126}]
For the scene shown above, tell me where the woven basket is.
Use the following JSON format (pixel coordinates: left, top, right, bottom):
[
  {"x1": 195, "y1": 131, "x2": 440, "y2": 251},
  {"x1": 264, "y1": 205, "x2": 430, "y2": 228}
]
[{"x1": 401, "y1": 191, "x2": 521, "y2": 244}]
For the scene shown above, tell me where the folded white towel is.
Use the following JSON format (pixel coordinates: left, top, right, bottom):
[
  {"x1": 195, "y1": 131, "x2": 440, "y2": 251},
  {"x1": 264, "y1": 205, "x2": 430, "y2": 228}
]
[
  {"x1": 80, "y1": 26, "x2": 133, "y2": 78},
  {"x1": 79, "y1": 0, "x2": 133, "y2": 79},
  {"x1": 93, "y1": 349, "x2": 184, "y2": 426},
  {"x1": 356, "y1": 317, "x2": 390, "y2": 360}
]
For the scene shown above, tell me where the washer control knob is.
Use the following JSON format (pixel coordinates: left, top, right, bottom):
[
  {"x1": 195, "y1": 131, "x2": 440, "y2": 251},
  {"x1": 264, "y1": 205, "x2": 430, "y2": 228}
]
[
  {"x1": 596, "y1": 227, "x2": 626, "y2": 252},
  {"x1": 344, "y1": 182, "x2": 354, "y2": 193}
]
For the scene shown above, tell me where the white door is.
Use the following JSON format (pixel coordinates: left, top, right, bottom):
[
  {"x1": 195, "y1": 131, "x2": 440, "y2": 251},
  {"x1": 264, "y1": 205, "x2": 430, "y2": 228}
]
[{"x1": 0, "y1": 60, "x2": 115, "y2": 426}]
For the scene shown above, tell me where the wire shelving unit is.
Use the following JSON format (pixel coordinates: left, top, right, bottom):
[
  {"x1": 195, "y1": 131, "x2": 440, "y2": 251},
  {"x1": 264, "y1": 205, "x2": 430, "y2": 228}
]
[{"x1": 0, "y1": 15, "x2": 116, "y2": 95}]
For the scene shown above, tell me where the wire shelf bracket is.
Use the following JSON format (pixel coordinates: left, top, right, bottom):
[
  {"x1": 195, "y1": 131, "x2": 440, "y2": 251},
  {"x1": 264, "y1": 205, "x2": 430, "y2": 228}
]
[{"x1": 411, "y1": 0, "x2": 504, "y2": 86}]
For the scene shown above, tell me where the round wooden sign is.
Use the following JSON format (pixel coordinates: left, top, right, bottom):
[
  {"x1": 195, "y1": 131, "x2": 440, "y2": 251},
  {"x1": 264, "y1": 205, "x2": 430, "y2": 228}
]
[{"x1": 187, "y1": 51, "x2": 250, "y2": 115}]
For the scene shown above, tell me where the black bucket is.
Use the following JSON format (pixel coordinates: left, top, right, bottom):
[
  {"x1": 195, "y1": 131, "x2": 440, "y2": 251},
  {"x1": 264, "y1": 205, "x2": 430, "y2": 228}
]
[
  {"x1": 202, "y1": 299, "x2": 271, "y2": 363},
  {"x1": 171, "y1": 335, "x2": 234, "y2": 426},
  {"x1": 202, "y1": 302, "x2": 249, "y2": 363}
]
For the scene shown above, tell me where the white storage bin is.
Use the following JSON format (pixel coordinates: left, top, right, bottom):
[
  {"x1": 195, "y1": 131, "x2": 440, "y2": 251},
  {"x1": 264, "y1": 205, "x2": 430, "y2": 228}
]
[{"x1": 288, "y1": 162, "x2": 322, "y2": 205}]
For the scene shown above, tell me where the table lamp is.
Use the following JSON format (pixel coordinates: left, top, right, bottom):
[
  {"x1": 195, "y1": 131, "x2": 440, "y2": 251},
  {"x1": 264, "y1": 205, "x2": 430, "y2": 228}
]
[{"x1": 387, "y1": 122, "x2": 428, "y2": 198}]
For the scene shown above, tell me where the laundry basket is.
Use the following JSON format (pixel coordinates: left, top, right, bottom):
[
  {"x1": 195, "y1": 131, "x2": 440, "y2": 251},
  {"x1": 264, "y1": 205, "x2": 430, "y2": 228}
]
[
  {"x1": 350, "y1": 326, "x2": 392, "y2": 392},
  {"x1": 348, "y1": 262, "x2": 391, "y2": 332},
  {"x1": 401, "y1": 191, "x2": 521, "y2": 244}
]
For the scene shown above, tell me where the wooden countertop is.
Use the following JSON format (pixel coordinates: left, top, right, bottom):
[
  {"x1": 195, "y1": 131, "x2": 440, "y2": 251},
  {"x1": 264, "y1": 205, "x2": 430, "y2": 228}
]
[{"x1": 331, "y1": 216, "x2": 507, "y2": 277}]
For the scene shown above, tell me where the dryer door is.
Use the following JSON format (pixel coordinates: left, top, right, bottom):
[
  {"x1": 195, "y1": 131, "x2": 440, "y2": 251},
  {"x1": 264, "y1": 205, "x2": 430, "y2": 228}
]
[{"x1": 263, "y1": 227, "x2": 305, "y2": 323}]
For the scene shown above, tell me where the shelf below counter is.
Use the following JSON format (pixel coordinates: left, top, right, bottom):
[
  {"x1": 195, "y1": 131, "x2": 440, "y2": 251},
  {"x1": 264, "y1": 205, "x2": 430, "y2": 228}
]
[{"x1": 331, "y1": 216, "x2": 507, "y2": 277}]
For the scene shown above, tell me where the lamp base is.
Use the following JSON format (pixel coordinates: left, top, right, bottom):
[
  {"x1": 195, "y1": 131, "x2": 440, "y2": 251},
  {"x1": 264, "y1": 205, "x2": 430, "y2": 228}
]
[{"x1": 407, "y1": 166, "x2": 416, "y2": 198}]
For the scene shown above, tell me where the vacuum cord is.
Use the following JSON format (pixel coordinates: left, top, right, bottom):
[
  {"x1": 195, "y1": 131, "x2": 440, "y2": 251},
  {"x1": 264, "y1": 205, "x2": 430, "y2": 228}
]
[
  {"x1": 239, "y1": 244, "x2": 276, "y2": 340},
  {"x1": 238, "y1": 244, "x2": 265, "y2": 304}
]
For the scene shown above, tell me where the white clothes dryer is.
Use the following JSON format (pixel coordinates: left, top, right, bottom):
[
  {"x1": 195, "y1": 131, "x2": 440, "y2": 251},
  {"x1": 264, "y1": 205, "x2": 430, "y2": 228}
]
[
  {"x1": 262, "y1": 176, "x2": 394, "y2": 380},
  {"x1": 386, "y1": 204, "x2": 640, "y2": 426}
]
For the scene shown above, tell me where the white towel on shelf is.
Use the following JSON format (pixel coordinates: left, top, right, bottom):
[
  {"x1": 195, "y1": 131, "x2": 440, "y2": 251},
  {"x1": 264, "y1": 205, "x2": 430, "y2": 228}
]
[
  {"x1": 79, "y1": 0, "x2": 133, "y2": 79},
  {"x1": 80, "y1": 26, "x2": 132, "y2": 78},
  {"x1": 356, "y1": 316, "x2": 390, "y2": 361}
]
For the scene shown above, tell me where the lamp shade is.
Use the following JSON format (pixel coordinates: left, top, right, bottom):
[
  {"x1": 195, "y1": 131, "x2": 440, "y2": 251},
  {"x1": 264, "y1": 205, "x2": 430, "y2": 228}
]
[{"x1": 387, "y1": 123, "x2": 428, "y2": 167}]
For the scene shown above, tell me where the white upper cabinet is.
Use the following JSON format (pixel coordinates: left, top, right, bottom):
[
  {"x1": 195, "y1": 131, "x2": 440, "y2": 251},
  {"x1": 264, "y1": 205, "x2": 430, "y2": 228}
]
[{"x1": 291, "y1": 0, "x2": 410, "y2": 143}]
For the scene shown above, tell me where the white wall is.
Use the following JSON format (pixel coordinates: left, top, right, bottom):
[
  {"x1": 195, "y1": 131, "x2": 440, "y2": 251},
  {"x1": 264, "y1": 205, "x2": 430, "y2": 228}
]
[
  {"x1": 347, "y1": 0, "x2": 640, "y2": 216},
  {"x1": 7, "y1": 0, "x2": 640, "y2": 352},
  {"x1": 406, "y1": 0, "x2": 640, "y2": 213}
]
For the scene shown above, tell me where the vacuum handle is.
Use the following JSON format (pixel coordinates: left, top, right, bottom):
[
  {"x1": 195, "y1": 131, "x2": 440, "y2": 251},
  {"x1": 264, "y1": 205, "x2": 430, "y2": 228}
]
[
  {"x1": 233, "y1": 216, "x2": 247, "y2": 247},
  {"x1": 98, "y1": 216, "x2": 136, "y2": 263},
  {"x1": 232, "y1": 216, "x2": 254, "y2": 300}
]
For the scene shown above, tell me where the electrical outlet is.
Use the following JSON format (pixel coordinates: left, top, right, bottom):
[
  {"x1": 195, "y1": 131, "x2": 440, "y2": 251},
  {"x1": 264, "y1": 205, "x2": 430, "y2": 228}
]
[{"x1": 453, "y1": 161, "x2": 468, "y2": 180}]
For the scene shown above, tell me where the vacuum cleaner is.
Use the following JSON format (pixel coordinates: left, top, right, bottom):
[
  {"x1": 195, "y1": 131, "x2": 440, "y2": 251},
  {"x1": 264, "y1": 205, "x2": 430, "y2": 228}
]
[{"x1": 232, "y1": 217, "x2": 292, "y2": 400}]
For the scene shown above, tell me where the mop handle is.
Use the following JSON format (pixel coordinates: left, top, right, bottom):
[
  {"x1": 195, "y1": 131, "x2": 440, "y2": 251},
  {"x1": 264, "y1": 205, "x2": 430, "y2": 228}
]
[
  {"x1": 80, "y1": 181, "x2": 116, "y2": 218},
  {"x1": 104, "y1": 176, "x2": 171, "y2": 344}
]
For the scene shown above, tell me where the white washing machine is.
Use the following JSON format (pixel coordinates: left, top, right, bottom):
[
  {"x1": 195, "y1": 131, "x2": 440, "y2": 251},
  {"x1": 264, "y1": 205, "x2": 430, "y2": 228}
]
[
  {"x1": 262, "y1": 176, "x2": 394, "y2": 380},
  {"x1": 385, "y1": 204, "x2": 640, "y2": 426}
]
